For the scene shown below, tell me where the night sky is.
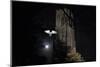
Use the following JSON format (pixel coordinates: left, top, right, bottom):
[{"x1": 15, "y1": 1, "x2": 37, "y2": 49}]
[{"x1": 12, "y1": 1, "x2": 96, "y2": 66}]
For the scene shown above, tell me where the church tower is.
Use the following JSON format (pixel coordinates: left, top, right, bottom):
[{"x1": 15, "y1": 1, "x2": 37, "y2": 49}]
[{"x1": 55, "y1": 8, "x2": 83, "y2": 62}]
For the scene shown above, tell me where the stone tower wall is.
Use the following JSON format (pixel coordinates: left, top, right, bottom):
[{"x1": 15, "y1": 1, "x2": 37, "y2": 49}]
[{"x1": 56, "y1": 8, "x2": 83, "y2": 62}]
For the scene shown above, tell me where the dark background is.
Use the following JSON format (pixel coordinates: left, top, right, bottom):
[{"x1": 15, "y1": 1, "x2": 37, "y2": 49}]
[{"x1": 12, "y1": 1, "x2": 96, "y2": 66}]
